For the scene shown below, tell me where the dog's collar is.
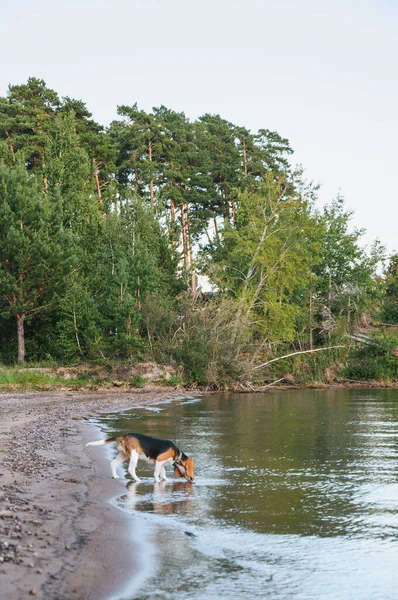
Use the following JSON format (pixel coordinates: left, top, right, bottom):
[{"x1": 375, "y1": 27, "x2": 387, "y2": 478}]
[{"x1": 173, "y1": 451, "x2": 183, "y2": 468}]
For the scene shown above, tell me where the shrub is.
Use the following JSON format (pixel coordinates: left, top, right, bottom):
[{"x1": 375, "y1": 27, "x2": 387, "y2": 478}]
[
  {"x1": 342, "y1": 334, "x2": 398, "y2": 381},
  {"x1": 130, "y1": 375, "x2": 147, "y2": 388}
]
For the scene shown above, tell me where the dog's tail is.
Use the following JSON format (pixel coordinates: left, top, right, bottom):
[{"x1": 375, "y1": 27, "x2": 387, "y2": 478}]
[{"x1": 86, "y1": 436, "x2": 121, "y2": 447}]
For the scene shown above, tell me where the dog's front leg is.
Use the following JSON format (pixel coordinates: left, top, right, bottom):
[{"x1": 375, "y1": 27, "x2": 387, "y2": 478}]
[
  {"x1": 160, "y1": 465, "x2": 169, "y2": 482},
  {"x1": 154, "y1": 460, "x2": 164, "y2": 483}
]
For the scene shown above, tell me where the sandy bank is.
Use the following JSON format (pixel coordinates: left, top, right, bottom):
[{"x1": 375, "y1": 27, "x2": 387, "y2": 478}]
[{"x1": 0, "y1": 389, "x2": 188, "y2": 600}]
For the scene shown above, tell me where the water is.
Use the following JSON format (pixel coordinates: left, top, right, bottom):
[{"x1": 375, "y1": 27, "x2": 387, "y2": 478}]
[{"x1": 94, "y1": 389, "x2": 398, "y2": 599}]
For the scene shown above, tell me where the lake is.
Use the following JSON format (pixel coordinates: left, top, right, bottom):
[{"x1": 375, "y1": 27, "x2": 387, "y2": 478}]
[{"x1": 94, "y1": 389, "x2": 398, "y2": 599}]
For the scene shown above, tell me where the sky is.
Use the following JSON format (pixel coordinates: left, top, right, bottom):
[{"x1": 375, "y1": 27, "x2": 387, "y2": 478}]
[{"x1": 1, "y1": 0, "x2": 397, "y2": 255}]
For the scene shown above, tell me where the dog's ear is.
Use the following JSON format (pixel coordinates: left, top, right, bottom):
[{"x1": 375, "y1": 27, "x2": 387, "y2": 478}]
[
  {"x1": 174, "y1": 465, "x2": 184, "y2": 478},
  {"x1": 185, "y1": 458, "x2": 195, "y2": 481}
]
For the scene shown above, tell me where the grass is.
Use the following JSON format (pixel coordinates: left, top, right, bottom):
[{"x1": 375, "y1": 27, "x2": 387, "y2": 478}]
[
  {"x1": 2, "y1": 335, "x2": 396, "y2": 392},
  {"x1": 0, "y1": 365, "x2": 106, "y2": 391},
  {"x1": 158, "y1": 375, "x2": 184, "y2": 386},
  {"x1": 0, "y1": 367, "x2": 70, "y2": 391},
  {"x1": 0, "y1": 363, "x2": 186, "y2": 392},
  {"x1": 130, "y1": 375, "x2": 147, "y2": 388}
]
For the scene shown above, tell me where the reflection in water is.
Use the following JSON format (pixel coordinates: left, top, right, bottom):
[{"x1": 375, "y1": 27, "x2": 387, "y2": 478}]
[
  {"x1": 96, "y1": 389, "x2": 398, "y2": 600},
  {"x1": 124, "y1": 480, "x2": 195, "y2": 516}
]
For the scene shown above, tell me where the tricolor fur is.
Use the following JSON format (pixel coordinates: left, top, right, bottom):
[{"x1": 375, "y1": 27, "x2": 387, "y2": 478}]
[{"x1": 86, "y1": 433, "x2": 195, "y2": 483}]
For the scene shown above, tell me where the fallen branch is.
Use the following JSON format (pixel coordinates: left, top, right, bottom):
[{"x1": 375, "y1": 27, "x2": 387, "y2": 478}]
[
  {"x1": 253, "y1": 345, "x2": 349, "y2": 370},
  {"x1": 256, "y1": 377, "x2": 285, "y2": 389},
  {"x1": 346, "y1": 333, "x2": 379, "y2": 347}
]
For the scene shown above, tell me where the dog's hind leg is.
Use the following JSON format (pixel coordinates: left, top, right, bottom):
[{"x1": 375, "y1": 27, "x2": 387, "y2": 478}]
[
  {"x1": 128, "y1": 450, "x2": 141, "y2": 483},
  {"x1": 111, "y1": 451, "x2": 126, "y2": 479}
]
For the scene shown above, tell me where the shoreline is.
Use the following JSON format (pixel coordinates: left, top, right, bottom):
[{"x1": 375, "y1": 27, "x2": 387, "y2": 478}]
[
  {"x1": 1, "y1": 380, "x2": 397, "y2": 397},
  {"x1": 1, "y1": 384, "x2": 397, "y2": 599},
  {"x1": 0, "y1": 389, "x2": 191, "y2": 600}
]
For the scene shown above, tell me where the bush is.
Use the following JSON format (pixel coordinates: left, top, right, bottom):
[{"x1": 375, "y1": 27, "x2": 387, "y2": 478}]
[
  {"x1": 343, "y1": 334, "x2": 398, "y2": 381},
  {"x1": 130, "y1": 375, "x2": 147, "y2": 388}
]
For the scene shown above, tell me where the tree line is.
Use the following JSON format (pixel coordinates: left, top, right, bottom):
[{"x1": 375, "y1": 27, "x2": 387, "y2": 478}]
[{"x1": 0, "y1": 77, "x2": 396, "y2": 383}]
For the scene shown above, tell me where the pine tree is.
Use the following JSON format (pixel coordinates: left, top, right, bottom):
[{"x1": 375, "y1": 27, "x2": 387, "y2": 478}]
[
  {"x1": 0, "y1": 157, "x2": 76, "y2": 363},
  {"x1": 0, "y1": 78, "x2": 60, "y2": 184},
  {"x1": 59, "y1": 97, "x2": 116, "y2": 205},
  {"x1": 198, "y1": 114, "x2": 241, "y2": 227},
  {"x1": 111, "y1": 103, "x2": 162, "y2": 208},
  {"x1": 153, "y1": 106, "x2": 201, "y2": 288},
  {"x1": 44, "y1": 111, "x2": 100, "y2": 234}
]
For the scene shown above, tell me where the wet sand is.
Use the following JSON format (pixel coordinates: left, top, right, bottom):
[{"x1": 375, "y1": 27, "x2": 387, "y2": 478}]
[{"x1": 0, "y1": 389, "x2": 186, "y2": 600}]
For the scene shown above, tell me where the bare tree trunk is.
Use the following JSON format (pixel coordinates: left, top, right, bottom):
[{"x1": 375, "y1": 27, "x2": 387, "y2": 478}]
[
  {"x1": 347, "y1": 296, "x2": 351, "y2": 331},
  {"x1": 224, "y1": 188, "x2": 230, "y2": 228},
  {"x1": 137, "y1": 274, "x2": 141, "y2": 311},
  {"x1": 309, "y1": 292, "x2": 313, "y2": 350},
  {"x1": 242, "y1": 139, "x2": 248, "y2": 177},
  {"x1": 5, "y1": 131, "x2": 16, "y2": 162},
  {"x1": 93, "y1": 158, "x2": 103, "y2": 204},
  {"x1": 150, "y1": 180, "x2": 154, "y2": 209},
  {"x1": 148, "y1": 139, "x2": 154, "y2": 209},
  {"x1": 17, "y1": 313, "x2": 25, "y2": 365},
  {"x1": 126, "y1": 314, "x2": 132, "y2": 337},
  {"x1": 73, "y1": 308, "x2": 83, "y2": 355},
  {"x1": 231, "y1": 199, "x2": 236, "y2": 225},
  {"x1": 41, "y1": 149, "x2": 48, "y2": 191},
  {"x1": 170, "y1": 198, "x2": 176, "y2": 246},
  {"x1": 328, "y1": 268, "x2": 332, "y2": 342},
  {"x1": 181, "y1": 204, "x2": 189, "y2": 282},
  {"x1": 186, "y1": 203, "x2": 196, "y2": 294},
  {"x1": 213, "y1": 213, "x2": 220, "y2": 241},
  {"x1": 205, "y1": 228, "x2": 213, "y2": 247}
]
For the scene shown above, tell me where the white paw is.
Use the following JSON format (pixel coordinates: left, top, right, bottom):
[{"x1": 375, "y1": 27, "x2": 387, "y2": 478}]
[
  {"x1": 112, "y1": 475, "x2": 119, "y2": 479},
  {"x1": 154, "y1": 478, "x2": 161, "y2": 483}
]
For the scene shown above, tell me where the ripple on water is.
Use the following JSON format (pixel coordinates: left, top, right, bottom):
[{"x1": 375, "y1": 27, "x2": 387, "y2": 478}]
[{"x1": 98, "y1": 389, "x2": 398, "y2": 600}]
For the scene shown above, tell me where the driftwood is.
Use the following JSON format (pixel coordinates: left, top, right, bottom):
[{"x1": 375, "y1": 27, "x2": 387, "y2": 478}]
[
  {"x1": 253, "y1": 345, "x2": 348, "y2": 370},
  {"x1": 255, "y1": 378, "x2": 285, "y2": 389},
  {"x1": 346, "y1": 333, "x2": 378, "y2": 347}
]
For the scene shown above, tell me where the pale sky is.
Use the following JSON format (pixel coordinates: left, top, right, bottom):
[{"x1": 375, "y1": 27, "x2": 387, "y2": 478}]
[{"x1": 1, "y1": 0, "x2": 397, "y2": 255}]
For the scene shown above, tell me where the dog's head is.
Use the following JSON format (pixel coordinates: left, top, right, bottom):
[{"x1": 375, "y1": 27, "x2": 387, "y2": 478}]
[{"x1": 174, "y1": 454, "x2": 195, "y2": 482}]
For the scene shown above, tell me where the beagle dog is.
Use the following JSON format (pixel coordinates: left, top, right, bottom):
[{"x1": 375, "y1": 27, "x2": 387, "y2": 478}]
[{"x1": 86, "y1": 433, "x2": 194, "y2": 483}]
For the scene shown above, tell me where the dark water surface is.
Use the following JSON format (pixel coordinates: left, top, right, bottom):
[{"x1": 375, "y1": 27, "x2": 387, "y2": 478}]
[{"x1": 95, "y1": 389, "x2": 398, "y2": 599}]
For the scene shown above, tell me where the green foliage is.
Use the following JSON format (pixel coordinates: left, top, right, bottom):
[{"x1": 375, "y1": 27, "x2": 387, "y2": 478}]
[
  {"x1": 165, "y1": 375, "x2": 184, "y2": 386},
  {"x1": 313, "y1": 197, "x2": 385, "y2": 338},
  {"x1": 381, "y1": 254, "x2": 398, "y2": 324},
  {"x1": 0, "y1": 77, "x2": 60, "y2": 175},
  {"x1": 130, "y1": 375, "x2": 147, "y2": 388},
  {"x1": 342, "y1": 335, "x2": 398, "y2": 381},
  {"x1": 141, "y1": 293, "x2": 251, "y2": 385},
  {"x1": 0, "y1": 367, "x2": 66, "y2": 390},
  {"x1": 0, "y1": 77, "x2": 392, "y2": 385},
  {"x1": 0, "y1": 158, "x2": 77, "y2": 361},
  {"x1": 203, "y1": 175, "x2": 322, "y2": 343},
  {"x1": 261, "y1": 346, "x2": 349, "y2": 385}
]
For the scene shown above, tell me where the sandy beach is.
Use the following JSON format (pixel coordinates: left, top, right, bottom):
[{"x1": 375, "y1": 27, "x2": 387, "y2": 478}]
[{"x1": 0, "y1": 388, "x2": 186, "y2": 600}]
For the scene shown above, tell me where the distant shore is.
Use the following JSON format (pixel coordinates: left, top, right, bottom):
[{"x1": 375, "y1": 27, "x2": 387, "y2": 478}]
[
  {"x1": 0, "y1": 378, "x2": 397, "y2": 394},
  {"x1": 0, "y1": 389, "x2": 188, "y2": 600}
]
